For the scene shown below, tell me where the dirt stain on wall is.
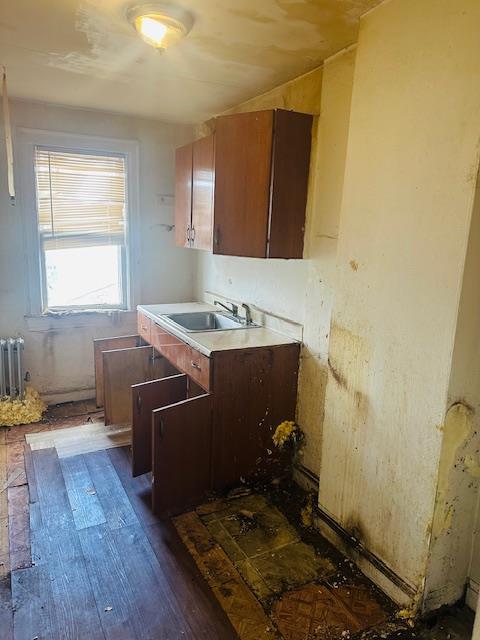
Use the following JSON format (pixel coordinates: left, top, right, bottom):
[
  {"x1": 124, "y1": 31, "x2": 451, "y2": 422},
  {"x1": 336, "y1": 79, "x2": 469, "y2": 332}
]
[{"x1": 327, "y1": 323, "x2": 370, "y2": 430}]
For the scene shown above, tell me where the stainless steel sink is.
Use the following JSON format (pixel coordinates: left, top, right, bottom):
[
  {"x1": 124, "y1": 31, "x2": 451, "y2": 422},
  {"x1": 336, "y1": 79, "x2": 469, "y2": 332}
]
[{"x1": 163, "y1": 311, "x2": 259, "y2": 333}]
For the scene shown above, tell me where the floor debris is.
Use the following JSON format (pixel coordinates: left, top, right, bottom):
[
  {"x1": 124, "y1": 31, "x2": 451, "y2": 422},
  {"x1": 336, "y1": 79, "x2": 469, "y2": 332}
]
[{"x1": 175, "y1": 480, "x2": 474, "y2": 640}]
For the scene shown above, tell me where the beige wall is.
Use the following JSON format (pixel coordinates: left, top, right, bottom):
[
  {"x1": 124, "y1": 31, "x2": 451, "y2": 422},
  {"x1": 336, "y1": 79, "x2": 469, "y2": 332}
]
[
  {"x1": 318, "y1": 0, "x2": 480, "y2": 607},
  {"x1": 195, "y1": 61, "x2": 356, "y2": 475},
  {"x1": 195, "y1": 0, "x2": 480, "y2": 611},
  {"x1": 297, "y1": 49, "x2": 356, "y2": 473},
  {"x1": 424, "y1": 171, "x2": 480, "y2": 610},
  {"x1": 0, "y1": 100, "x2": 195, "y2": 401}
]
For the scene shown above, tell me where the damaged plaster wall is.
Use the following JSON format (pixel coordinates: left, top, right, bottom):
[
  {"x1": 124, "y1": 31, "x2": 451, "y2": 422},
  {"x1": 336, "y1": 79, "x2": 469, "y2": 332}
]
[
  {"x1": 422, "y1": 171, "x2": 480, "y2": 611},
  {"x1": 318, "y1": 0, "x2": 480, "y2": 607},
  {"x1": 195, "y1": 57, "x2": 356, "y2": 475},
  {"x1": 0, "y1": 100, "x2": 195, "y2": 401},
  {"x1": 297, "y1": 49, "x2": 356, "y2": 475}
]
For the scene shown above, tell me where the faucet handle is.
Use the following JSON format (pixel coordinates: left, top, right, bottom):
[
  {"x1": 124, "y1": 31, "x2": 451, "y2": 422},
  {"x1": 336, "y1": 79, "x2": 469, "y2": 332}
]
[{"x1": 241, "y1": 303, "x2": 252, "y2": 325}]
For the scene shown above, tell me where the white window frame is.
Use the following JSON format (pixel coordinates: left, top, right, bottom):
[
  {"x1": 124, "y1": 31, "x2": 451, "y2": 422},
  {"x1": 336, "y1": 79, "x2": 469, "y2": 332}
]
[{"x1": 17, "y1": 128, "x2": 140, "y2": 316}]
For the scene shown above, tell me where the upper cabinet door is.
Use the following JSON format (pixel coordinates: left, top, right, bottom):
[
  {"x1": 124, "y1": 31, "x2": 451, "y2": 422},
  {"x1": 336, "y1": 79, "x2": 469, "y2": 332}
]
[
  {"x1": 268, "y1": 110, "x2": 313, "y2": 259},
  {"x1": 213, "y1": 110, "x2": 274, "y2": 258},
  {"x1": 174, "y1": 143, "x2": 193, "y2": 248},
  {"x1": 174, "y1": 109, "x2": 312, "y2": 259},
  {"x1": 191, "y1": 134, "x2": 214, "y2": 251}
]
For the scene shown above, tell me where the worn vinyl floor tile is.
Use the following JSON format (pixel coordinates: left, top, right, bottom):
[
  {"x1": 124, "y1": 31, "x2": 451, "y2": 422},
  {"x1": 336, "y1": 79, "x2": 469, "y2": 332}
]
[
  {"x1": 206, "y1": 519, "x2": 246, "y2": 563},
  {"x1": 6, "y1": 441, "x2": 26, "y2": 488},
  {"x1": 272, "y1": 582, "x2": 362, "y2": 640},
  {"x1": 199, "y1": 494, "x2": 272, "y2": 522},
  {"x1": 7, "y1": 485, "x2": 30, "y2": 571},
  {"x1": 5, "y1": 423, "x2": 51, "y2": 444},
  {"x1": 218, "y1": 503, "x2": 299, "y2": 558},
  {"x1": 174, "y1": 511, "x2": 278, "y2": 640},
  {"x1": 235, "y1": 557, "x2": 274, "y2": 602},
  {"x1": 250, "y1": 541, "x2": 337, "y2": 597},
  {"x1": 0, "y1": 517, "x2": 9, "y2": 576},
  {"x1": 184, "y1": 492, "x2": 397, "y2": 640},
  {"x1": 46, "y1": 400, "x2": 99, "y2": 420},
  {"x1": 330, "y1": 582, "x2": 388, "y2": 630}
]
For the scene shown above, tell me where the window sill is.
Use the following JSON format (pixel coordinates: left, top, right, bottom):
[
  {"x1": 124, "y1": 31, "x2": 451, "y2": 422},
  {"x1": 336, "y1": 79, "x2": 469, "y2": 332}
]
[{"x1": 25, "y1": 309, "x2": 137, "y2": 332}]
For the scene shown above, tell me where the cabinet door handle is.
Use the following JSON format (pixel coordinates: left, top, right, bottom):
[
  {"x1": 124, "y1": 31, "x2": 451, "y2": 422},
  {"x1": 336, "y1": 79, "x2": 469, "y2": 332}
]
[
  {"x1": 136, "y1": 394, "x2": 142, "y2": 413},
  {"x1": 214, "y1": 226, "x2": 220, "y2": 247},
  {"x1": 191, "y1": 226, "x2": 196, "y2": 243},
  {"x1": 159, "y1": 418, "x2": 165, "y2": 438},
  {"x1": 186, "y1": 225, "x2": 191, "y2": 244},
  {"x1": 191, "y1": 361, "x2": 201, "y2": 371}
]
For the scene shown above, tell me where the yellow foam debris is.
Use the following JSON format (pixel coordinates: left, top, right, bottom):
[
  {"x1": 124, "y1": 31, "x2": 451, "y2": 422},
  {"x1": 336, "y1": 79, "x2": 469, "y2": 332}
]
[
  {"x1": 0, "y1": 387, "x2": 46, "y2": 427},
  {"x1": 272, "y1": 420, "x2": 297, "y2": 448},
  {"x1": 397, "y1": 607, "x2": 416, "y2": 627}
]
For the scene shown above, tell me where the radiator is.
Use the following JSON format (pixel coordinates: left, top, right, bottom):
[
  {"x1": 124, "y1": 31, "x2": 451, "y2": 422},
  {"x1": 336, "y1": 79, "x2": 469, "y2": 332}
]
[{"x1": 0, "y1": 338, "x2": 25, "y2": 400}]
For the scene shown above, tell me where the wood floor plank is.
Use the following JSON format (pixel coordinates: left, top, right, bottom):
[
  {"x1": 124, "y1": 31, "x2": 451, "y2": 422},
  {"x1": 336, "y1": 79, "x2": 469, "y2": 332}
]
[
  {"x1": 29, "y1": 523, "x2": 105, "y2": 639},
  {"x1": 31, "y1": 448, "x2": 75, "y2": 531},
  {"x1": 79, "y1": 523, "x2": 191, "y2": 640},
  {"x1": 12, "y1": 444, "x2": 237, "y2": 640},
  {"x1": 29, "y1": 450, "x2": 105, "y2": 639},
  {"x1": 7, "y1": 486, "x2": 30, "y2": 571},
  {"x1": 23, "y1": 445, "x2": 37, "y2": 504},
  {"x1": 146, "y1": 521, "x2": 239, "y2": 640},
  {"x1": 0, "y1": 574, "x2": 13, "y2": 640},
  {"x1": 0, "y1": 441, "x2": 9, "y2": 577},
  {"x1": 77, "y1": 524, "x2": 140, "y2": 640},
  {"x1": 82, "y1": 450, "x2": 139, "y2": 530},
  {"x1": 107, "y1": 447, "x2": 158, "y2": 526},
  {"x1": 60, "y1": 455, "x2": 106, "y2": 530},
  {"x1": 12, "y1": 565, "x2": 58, "y2": 640},
  {"x1": 108, "y1": 447, "x2": 237, "y2": 639}
]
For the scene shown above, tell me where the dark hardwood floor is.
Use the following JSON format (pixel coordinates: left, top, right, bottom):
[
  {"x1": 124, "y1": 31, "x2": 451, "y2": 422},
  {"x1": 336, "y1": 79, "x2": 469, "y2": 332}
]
[{"x1": 8, "y1": 445, "x2": 238, "y2": 640}]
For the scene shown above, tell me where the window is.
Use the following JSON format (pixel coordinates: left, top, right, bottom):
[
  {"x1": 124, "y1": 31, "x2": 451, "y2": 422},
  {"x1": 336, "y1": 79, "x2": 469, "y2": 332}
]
[{"x1": 34, "y1": 148, "x2": 128, "y2": 311}]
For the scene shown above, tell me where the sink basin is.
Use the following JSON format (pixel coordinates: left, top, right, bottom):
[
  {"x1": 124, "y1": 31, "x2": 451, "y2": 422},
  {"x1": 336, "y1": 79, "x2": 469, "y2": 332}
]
[{"x1": 164, "y1": 311, "x2": 259, "y2": 333}]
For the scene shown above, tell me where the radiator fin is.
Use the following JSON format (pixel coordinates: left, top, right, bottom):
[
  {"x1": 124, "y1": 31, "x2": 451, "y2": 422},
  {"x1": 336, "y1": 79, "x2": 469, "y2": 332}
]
[{"x1": 0, "y1": 338, "x2": 25, "y2": 400}]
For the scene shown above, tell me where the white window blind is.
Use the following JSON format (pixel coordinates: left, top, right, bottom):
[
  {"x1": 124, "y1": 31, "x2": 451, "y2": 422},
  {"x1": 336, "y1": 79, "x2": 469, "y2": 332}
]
[{"x1": 34, "y1": 148, "x2": 126, "y2": 250}]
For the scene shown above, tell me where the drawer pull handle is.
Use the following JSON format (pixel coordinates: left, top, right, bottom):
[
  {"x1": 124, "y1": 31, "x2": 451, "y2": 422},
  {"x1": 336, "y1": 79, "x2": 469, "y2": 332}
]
[{"x1": 191, "y1": 361, "x2": 201, "y2": 371}]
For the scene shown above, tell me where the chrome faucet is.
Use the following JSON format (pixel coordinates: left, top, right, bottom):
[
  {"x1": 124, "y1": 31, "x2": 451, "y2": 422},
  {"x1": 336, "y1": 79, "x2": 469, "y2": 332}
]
[
  {"x1": 214, "y1": 299, "x2": 239, "y2": 317},
  {"x1": 242, "y1": 303, "x2": 252, "y2": 325}
]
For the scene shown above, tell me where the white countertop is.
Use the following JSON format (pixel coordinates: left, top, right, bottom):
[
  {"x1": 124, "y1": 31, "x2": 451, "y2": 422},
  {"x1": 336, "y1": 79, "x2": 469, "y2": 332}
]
[{"x1": 137, "y1": 303, "x2": 299, "y2": 357}]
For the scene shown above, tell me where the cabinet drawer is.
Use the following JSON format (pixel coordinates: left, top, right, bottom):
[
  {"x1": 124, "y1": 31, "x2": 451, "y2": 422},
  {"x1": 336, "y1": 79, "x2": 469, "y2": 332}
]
[
  {"x1": 185, "y1": 346, "x2": 211, "y2": 392},
  {"x1": 137, "y1": 312, "x2": 152, "y2": 343},
  {"x1": 150, "y1": 322, "x2": 211, "y2": 391}
]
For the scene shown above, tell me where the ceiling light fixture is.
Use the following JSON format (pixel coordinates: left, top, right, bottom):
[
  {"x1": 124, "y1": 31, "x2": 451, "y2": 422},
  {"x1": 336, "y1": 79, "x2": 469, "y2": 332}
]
[{"x1": 127, "y1": 2, "x2": 193, "y2": 50}]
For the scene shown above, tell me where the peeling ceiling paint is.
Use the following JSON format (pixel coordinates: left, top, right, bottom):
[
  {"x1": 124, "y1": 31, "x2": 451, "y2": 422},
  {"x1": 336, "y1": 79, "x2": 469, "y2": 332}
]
[{"x1": 0, "y1": 0, "x2": 383, "y2": 122}]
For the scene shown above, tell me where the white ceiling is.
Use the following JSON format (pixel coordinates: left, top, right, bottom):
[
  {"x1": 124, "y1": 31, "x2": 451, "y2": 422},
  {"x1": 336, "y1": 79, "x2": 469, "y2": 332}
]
[{"x1": 0, "y1": 0, "x2": 382, "y2": 123}]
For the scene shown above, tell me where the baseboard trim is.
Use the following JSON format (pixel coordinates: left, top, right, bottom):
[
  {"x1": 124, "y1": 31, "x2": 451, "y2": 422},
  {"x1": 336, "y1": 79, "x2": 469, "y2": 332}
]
[
  {"x1": 41, "y1": 388, "x2": 96, "y2": 406},
  {"x1": 314, "y1": 504, "x2": 417, "y2": 606},
  {"x1": 466, "y1": 579, "x2": 479, "y2": 611},
  {"x1": 293, "y1": 463, "x2": 319, "y2": 491}
]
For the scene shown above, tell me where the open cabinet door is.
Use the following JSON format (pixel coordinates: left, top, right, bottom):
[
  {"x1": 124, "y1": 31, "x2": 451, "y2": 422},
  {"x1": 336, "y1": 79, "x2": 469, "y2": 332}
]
[
  {"x1": 131, "y1": 374, "x2": 188, "y2": 477},
  {"x1": 94, "y1": 335, "x2": 140, "y2": 407},
  {"x1": 152, "y1": 394, "x2": 212, "y2": 516},
  {"x1": 103, "y1": 347, "x2": 177, "y2": 425}
]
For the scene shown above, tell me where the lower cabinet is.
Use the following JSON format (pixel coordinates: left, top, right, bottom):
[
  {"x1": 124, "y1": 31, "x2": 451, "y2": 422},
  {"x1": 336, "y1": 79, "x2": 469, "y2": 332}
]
[
  {"x1": 152, "y1": 393, "x2": 212, "y2": 515},
  {"x1": 131, "y1": 373, "x2": 204, "y2": 477},
  {"x1": 94, "y1": 317, "x2": 300, "y2": 516}
]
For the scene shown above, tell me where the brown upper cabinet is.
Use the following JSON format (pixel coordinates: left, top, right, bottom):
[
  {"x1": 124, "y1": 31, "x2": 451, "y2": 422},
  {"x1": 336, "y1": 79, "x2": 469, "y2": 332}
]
[
  {"x1": 174, "y1": 109, "x2": 313, "y2": 259},
  {"x1": 174, "y1": 135, "x2": 214, "y2": 251}
]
